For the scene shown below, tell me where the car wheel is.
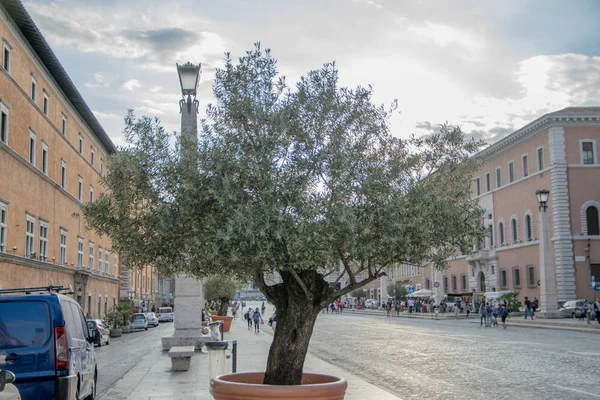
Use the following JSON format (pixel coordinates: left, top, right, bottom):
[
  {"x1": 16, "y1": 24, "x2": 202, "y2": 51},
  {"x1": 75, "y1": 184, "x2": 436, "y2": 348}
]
[
  {"x1": 145, "y1": 327, "x2": 148, "y2": 331},
  {"x1": 84, "y1": 370, "x2": 97, "y2": 400},
  {"x1": 572, "y1": 312, "x2": 576, "y2": 319},
  {"x1": 97, "y1": 339, "x2": 102, "y2": 348},
  {"x1": 106, "y1": 339, "x2": 110, "y2": 345}
]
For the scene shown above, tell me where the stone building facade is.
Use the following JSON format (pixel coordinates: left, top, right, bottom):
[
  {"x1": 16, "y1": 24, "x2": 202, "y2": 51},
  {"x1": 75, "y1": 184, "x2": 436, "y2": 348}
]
[{"x1": 0, "y1": 1, "x2": 119, "y2": 317}]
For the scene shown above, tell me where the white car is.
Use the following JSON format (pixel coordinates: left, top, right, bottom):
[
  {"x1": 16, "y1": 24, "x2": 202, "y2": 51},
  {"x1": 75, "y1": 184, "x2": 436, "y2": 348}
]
[
  {"x1": 131, "y1": 313, "x2": 148, "y2": 331},
  {"x1": 156, "y1": 307, "x2": 174, "y2": 322},
  {"x1": 145, "y1": 312, "x2": 159, "y2": 327},
  {"x1": 0, "y1": 370, "x2": 21, "y2": 400}
]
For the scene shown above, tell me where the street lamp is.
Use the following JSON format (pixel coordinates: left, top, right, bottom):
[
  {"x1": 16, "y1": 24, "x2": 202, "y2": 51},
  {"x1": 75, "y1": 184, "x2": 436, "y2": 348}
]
[
  {"x1": 536, "y1": 188, "x2": 559, "y2": 318},
  {"x1": 536, "y1": 189, "x2": 550, "y2": 211},
  {"x1": 177, "y1": 62, "x2": 201, "y2": 113}
]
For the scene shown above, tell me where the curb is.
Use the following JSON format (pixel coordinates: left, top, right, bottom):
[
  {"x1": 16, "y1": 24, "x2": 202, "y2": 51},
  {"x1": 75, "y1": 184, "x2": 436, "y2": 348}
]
[{"x1": 467, "y1": 319, "x2": 600, "y2": 334}]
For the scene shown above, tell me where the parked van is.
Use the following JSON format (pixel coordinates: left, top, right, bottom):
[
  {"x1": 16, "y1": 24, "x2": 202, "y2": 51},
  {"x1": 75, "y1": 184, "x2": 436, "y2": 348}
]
[
  {"x1": 0, "y1": 286, "x2": 98, "y2": 400},
  {"x1": 156, "y1": 307, "x2": 174, "y2": 322}
]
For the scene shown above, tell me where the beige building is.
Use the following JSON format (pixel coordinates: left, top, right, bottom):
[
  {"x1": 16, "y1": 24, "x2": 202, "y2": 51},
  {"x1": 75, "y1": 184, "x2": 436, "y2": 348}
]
[{"x1": 0, "y1": 1, "x2": 119, "y2": 318}]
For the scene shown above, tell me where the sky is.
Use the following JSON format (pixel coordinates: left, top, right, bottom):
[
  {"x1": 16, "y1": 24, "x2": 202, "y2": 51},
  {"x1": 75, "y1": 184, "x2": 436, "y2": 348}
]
[{"x1": 24, "y1": 0, "x2": 600, "y2": 148}]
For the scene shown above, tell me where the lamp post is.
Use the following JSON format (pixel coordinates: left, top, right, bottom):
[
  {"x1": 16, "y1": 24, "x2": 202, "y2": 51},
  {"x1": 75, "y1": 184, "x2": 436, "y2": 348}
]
[
  {"x1": 536, "y1": 189, "x2": 559, "y2": 318},
  {"x1": 162, "y1": 62, "x2": 206, "y2": 351}
]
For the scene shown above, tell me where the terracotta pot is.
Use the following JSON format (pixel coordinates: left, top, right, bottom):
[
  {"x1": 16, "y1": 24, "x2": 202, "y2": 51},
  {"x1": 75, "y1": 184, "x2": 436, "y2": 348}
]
[
  {"x1": 109, "y1": 328, "x2": 122, "y2": 337},
  {"x1": 211, "y1": 372, "x2": 347, "y2": 400},
  {"x1": 211, "y1": 315, "x2": 233, "y2": 332}
]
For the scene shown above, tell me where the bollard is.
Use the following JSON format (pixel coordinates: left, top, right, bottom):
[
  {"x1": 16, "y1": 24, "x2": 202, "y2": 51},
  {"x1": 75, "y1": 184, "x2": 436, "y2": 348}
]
[{"x1": 205, "y1": 341, "x2": 229, "y2": 381}]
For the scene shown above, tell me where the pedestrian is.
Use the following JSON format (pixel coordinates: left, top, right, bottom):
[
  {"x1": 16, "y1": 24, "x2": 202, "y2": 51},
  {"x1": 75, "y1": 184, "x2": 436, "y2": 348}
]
[
  {"x1": 247, "y1": 308, "x2": 254, "y2": 330},
  {"x1": 524, "y1": 296, "x2": 534, "y2": 320},
  {"x1": 395, "y1": 301, "x2": 400, "y2": 317},
  {"x1": 454, "y1": 303, "x2": 460, "y2": 319},
  {"x1": 485, "y1": 302, "x2": 492, "y2": 327},
  {"x1": 465, "y1": 303, "x2": 471, "y2": 318},
  {"x1": 269, "y1": 313, "x2": 277, "y2": 332},
  {"x1": 232, "y1": 304, "x2": 237, "y2": 320},
  {"x1": 500, "y1": 303, "x2": 509, "y2": 329},
  {"x1": 491, "y1": 304, "x2": 498, "y2": 326},
  {"x1": 330, "y1": 303, "x2": 335, "y2": 314},
  {"x1": 594, "y1": 298, "x2": 600, "y2": 324},
  {"x1": 479, "y1": 303, "x2": 486, "y2": 327},
  {"x1": 253, "y1": 307, "x2": 263, "y2": 333}
]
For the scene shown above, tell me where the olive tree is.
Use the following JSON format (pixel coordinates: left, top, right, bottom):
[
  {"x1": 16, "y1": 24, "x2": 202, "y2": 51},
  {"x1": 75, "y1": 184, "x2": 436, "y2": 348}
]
[
  {"x1": 83, "y1": 44, "x2": 483, "y2": 386},
  {"x1": 204, "y1": 276, "x2": 238, "y2": 316}
]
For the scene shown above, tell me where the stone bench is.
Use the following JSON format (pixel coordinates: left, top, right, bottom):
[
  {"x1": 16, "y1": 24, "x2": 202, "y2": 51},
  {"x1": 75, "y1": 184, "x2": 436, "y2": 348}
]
[{"x1": 168, "y1": 346, "x2": 195, "y2": 371}]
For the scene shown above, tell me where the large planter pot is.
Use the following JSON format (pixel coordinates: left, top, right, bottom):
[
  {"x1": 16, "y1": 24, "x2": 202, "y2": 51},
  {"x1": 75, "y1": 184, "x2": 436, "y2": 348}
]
[
  {"x1": 211, "y1": 372, "x2": 347, "y2": 400},
  {"x1": 121, "y1": 324, "x2": 132, "y2": 334},
  {"x1": 110, "y1": 328, "x2": 122, "y2": 337},
  {"x1": 211, "y1": 315, "x2": 234, "y2": 332}
]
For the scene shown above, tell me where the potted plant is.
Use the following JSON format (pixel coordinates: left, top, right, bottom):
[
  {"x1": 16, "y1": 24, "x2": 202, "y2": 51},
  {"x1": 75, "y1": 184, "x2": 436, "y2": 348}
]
[
  {"x1": 105, "y1": 307, "x2": 123, "y2": 337},
  {"x1": 204, "y1": 276, "x2": 238, "y2": 332},
  {"x1": 83, "y1": 44, "x2": 483, "y2": 398},
  {"x1": 117, "y1": 304, "x2": 133, "y2": 334}
]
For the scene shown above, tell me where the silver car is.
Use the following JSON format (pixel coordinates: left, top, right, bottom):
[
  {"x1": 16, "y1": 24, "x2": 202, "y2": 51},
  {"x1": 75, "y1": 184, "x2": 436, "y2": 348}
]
[
  {"x1": 131, "y1": 313, "x2": 148, "y2": 330},
  {"x1": 558, "y1": 300, "x2": 586, "y2": 318},
  {"x1": 145, "y1": 312, "x2": 159, "y2": 327}
]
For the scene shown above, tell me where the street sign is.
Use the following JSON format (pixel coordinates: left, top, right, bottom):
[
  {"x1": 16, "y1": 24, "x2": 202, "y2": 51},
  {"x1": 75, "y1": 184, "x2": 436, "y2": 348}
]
[
  {"x1": 433, "y1": 282, "x2": 440, "y2": 288},
  {"x1": 236, "y1": 291, "x2": 241, "y2": 299},
  {"x1": 142, "y1": 294, "x2": 147, "y2": 300},
  {"x1": 595, "y1": 284, "x2": 600, "y2": 291},
  {"x1": 408, "y1": 285, "x2": 414, "y2": 293}
]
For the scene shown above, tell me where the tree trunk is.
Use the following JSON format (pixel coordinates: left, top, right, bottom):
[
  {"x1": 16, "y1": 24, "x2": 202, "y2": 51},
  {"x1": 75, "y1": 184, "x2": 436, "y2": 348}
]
[
  {"x1": 263, "y1": 298, "x2": 320, "y2": 385},
  {"x1": 219, "y1": 298, "x2": 229, "y2": 316}
]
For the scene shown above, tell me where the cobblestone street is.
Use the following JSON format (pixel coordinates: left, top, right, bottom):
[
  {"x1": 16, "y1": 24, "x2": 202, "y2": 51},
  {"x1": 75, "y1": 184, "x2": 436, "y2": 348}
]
[{"x1": 309, "y1": 311, "x2": 600, "y2": 400}]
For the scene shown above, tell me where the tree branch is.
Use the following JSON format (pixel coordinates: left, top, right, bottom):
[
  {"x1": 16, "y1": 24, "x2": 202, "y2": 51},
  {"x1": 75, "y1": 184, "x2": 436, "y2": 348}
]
[
  {"x1": 254, "y1": 269, "x2": 277, "y2": 301},
  {"x1": 324, "y1": 269, "x2": 388, "y2": 306},
  {"x1": 339, "y1": 252, "x2": 357, "y2": 286},
  {"x1": 288, "y1": 267, "x2": 313, "y2": 302}
]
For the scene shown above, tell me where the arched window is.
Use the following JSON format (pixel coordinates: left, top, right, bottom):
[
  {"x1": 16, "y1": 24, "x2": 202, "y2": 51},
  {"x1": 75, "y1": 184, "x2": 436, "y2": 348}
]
[
  {"x1": 525, "y1": 214, "x2": 532, "y2": 240},
  {"x1": 499, "y1": 222, "x2": 505, "y2": 245},
  {"x1": 587, "y1": 206, "x2": 599, "y2": 235},
  {"x1": 511, "y1": 219, "x2": 518, "y2": 243}
]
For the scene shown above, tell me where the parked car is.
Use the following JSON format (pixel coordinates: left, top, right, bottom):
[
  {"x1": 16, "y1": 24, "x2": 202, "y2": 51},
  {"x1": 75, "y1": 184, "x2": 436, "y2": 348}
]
[
  {"x1": 557, "y1": 300, "x2": 568, "y2": 309},
  {"x1": 87, "y1": 319, "x2": 110, "y2": 347},
  {"x1": 0, "y1": 286, "x2": 98, "y2": 400},
  {"x1": 0, "y1": 369, "x2": 21, "y2": 400},
  {"x1": 156, "y1": 307, "x2": 174, "y2": 322},
  {"x1": 131, "y1": 313, "x2": 148, "y2": 330},
  {"x1": 145, "y1": 313, "x2": 159, "y2": 327},
  {"x1": 558, "y1": 300, "x2": 586, "y2": 318}
]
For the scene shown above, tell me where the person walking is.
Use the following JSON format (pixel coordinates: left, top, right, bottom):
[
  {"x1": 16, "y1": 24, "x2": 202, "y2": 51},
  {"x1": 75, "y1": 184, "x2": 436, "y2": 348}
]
[
  {"x1": 247, "y1": 308, "x2": 254, "y2": 330},
  {"x1": 253, "y1": 307, "x2": 263, "y2": 333},
  {"x1": 454, "y1": 303, "x2": 460, "y2": 319},
  {"x1": 500, "y1": 303, "x2": 509, "y2": 329},
  {"x1": 491, "y1": 304, "x2": 499, "y2": 327},
  {"x1": 524, "y1": 296, "x2": 534, "y2": 320},
  {"x1": 485, "y1": 302, "x2": 493, "y2": 327},
  {"x1": 594, "y1": 298, "x2": 600, "y2": 324},
  {"x1": 479, "y1": 303, "x2": 486, "y2": 327},
  {"x1": 465, "y1": 303, "x2": 471, "y2": 318}
]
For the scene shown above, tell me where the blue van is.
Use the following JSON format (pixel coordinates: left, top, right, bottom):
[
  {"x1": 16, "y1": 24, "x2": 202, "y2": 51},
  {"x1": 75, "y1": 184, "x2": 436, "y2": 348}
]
[{"x1": 0, "y1": 286, "x2": 98, "y2": 400}]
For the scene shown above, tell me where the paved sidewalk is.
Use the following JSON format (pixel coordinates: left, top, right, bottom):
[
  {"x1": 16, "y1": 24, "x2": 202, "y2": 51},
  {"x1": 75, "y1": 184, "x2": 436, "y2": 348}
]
[{"x1": 99, "y1": 317, "x2": 402, "y2": 400}]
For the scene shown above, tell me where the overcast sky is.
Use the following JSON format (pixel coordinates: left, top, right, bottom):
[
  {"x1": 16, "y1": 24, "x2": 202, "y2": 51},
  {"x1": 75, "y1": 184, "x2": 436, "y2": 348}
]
[{"x1": 25, "y1": 0, "x2": 600, "y2": 147}]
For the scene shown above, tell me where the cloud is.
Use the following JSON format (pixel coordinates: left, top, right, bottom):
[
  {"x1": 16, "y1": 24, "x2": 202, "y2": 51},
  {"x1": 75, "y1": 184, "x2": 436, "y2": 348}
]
[
  {"x1": 84, "y1": 72, "x2": 110, "y2": 89},
  {"x1": 408, "y1": 21, "x2": 486, "y2": 54},
  {"x1": 122, "y1": 79, "x2": 142, "y2": 91}
]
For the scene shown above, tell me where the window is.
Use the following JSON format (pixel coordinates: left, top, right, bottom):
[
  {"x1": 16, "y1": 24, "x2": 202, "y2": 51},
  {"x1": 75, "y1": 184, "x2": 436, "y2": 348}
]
[
  {"x1": 100, "y1": 159, "x2": 104, "y2": 176},
  {"x1": 525, "y1": 214, "x2": 533, "y2": 241},
  {"x1": 500, "y1": 269, "x2": 508, "y2": 289},
  {"x1": 77, "y1": 238, "x2": 84, "y2": 269},
  {"x1": 25, "y1": 215, "x2": 35, "y2": 258},
  {"x1": 41, "y1": 142, "x2": 48, "y2": 174},
  {"x1": 29, "y1": 130, "x2": 36, "y2": 165},
  {"x1": 31, "y1": 75, "x2": 37, "y2": 102},
  {"x1": 513, "y1": 267, "x2": 521, "y2": 288},
  {"x1": 496, "y1": 167, "x2": 502, "y2": 188},
  {"x1": 60, "y1": 229, "x2": 67, "y2": 266},
  {"x1": 581, "y1": 141, "x2": 595, "y2": 165},
  {"x1": 43, "y1": 91, "x2": 49, "y2": 115},
  {"x1": 488, "y1": 225, "x2": 494, "y2": 248},
  {"x1": 104, "y1": 250, "x2": 109, "y2": 275},
  {"x1": 98, "y1": 296, "x2": 101, "y2": 318},
  {"x1": 491, "y1": 265, "x2": 495, "y2": 275},
  {"x1": 87, "y1": 294, "x2": 92, "y2": 315},
  {"x1": 511, "y1": 218, "x2": 518, "y2": 243},
  {"x1": 586, "y1": 206, "x2": 599, "y2": 235},
  {"x1": 61, "y1": 115, "x2": 67, "y2": 136},
  {"x1": 0, "y1": 202, "x2": 6, "y2": 253},
  {"x1": 537, "y1": 147, "x2": 544, "y2": 171},
  {"x1": 2, "y1": 40, "x2": 11, "y2": 73},
  {"x1": 522, "y1": 154, "x2": 529, "y2": 177},
  {"x1": 98, "y1": 247, "x2": 103, "y2": 273},
  {"x1": 78, "y1": 177, "x2": 83, "y2": 202},
  {"x1": 114, "y1": 254, "x2": 118, "y2": 278},
  {"x1": 89, "y1": 243, "x2": 95, "y2": 273},
  {"x1": 451, "y1": 275, "x2": 457, "y2": 292},
  {"x1": 78, "y1": 134, "x2": 83, "y2": 154},
  {"x1": 90, "y1": 147, "x2": 95, "y2": 166},
  {"x1": 39, "y1": 221, "x2": 48, "y2": 261},
  {"x1": 499, "y1": 222, "x2": 505, "y2": 245},
  {"x1": 443, "y1": 276, "x2": 448, "y2": 293},
  {"x1": 425, "y1": 278, "x2": 430, "y2": 289},
  {"x1": 475, "y1": 178, "x2": 480, "y2": 196},
  {"x1": 461, "y1": 274, "x2": 467, "y2": 291},
  {"x1": 104, "y1": 296, "x2": 108, "y2": 315},
  {"x1": 508, "y1": 161, "x2": 515, "y2": 183},
  {"x1": 485, "y1": 172, "x2": 491, "y2": 192},
  {"x1": 1, "y1": 102, "x2": 9, "y2": 144},
  {"x1": 89, "y1": 186, "x2": 94, "y2": 203},
  {"x1": 527, "y1": 265, "x2": 536, "y2": 288},
  {"x1": 61, "y1": 160, "x2": 67, "y2": 189}
]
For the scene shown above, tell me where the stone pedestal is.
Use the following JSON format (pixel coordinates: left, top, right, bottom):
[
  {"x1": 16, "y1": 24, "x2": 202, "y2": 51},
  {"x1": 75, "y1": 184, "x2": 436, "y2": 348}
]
[
  {"x1": 539, "y1": 208, "x2": 560, "y2": 318},
  {"x1": 162, "y1": 275, "x2": 210, "y2": 350}
]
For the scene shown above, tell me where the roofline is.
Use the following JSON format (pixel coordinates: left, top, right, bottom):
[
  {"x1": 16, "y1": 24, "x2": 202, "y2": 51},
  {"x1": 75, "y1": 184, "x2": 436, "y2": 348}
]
[
  {"x1": 477, "y1": 109, "x2": 600, "y2": 160},
  {"x1": 0, "y1": 0, "x2": 116, "y2": 153}
]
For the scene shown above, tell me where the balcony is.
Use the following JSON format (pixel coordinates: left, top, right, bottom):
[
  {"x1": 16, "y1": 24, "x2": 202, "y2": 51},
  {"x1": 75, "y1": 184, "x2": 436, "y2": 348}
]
[{"x1": 466, "y1": 249, "x2": 497, "y2": 262}]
